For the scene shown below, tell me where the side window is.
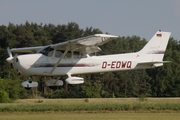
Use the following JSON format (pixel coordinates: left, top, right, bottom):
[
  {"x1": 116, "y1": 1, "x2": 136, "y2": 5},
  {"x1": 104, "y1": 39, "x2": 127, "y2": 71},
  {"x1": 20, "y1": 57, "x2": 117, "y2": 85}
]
[
  {"x1": 55, "y1": 50, "x2": 63, "y2": 58},
  {"x1": 73, "y1": 51, "x2": 87, "y2": 58},
  {"x1": 73, "y1": 51, "x2": 80, "y2": 58},
  {"x1": 79, "y1": 53, "x2": 86, "y2": 58},
  {"x1": 66, "y1": 52, "x2": 71, "y2": 58}
]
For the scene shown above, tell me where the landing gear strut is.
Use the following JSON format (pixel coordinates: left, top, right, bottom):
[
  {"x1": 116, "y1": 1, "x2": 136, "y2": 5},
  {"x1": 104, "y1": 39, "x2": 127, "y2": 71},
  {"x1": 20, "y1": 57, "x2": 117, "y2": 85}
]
[{"x1": 28, "y1": 77, "x2": 32, "y2": 83}]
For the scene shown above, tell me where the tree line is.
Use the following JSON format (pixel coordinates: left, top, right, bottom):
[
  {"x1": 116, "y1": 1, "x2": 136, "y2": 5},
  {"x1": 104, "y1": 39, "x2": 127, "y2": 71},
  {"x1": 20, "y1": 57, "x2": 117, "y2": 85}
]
[{"x1": 0, "y1": 21, "x2": 180, "y2": 102}]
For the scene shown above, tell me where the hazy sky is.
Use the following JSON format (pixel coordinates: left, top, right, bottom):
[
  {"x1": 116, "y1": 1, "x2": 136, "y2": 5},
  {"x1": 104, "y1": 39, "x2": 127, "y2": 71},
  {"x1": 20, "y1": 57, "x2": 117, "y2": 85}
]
[{"x1": 0, "y1": 0, "x2": 180, "y2": 40}]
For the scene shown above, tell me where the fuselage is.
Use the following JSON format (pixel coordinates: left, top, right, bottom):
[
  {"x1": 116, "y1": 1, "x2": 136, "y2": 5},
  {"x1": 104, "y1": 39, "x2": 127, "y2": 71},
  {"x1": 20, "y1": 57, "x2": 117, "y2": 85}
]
[{"x1": 13, "y1": 53, "x2": 141, "y2": 76}]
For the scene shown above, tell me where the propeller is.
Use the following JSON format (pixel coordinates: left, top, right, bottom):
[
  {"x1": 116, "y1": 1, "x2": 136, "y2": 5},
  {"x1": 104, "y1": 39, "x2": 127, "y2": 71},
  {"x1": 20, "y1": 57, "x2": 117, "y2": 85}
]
[
  {"x1": 6, "y1": 47, "x2": 21, "y2": 78},
  {"x1": 6, "y1": 47, "x2": 14, "y2": 63}
]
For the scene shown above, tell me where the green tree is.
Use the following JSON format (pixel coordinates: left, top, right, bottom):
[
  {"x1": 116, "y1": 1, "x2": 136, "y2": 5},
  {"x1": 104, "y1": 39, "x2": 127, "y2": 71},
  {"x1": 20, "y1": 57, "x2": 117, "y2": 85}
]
[{"x1": 80, "y1": 80, "x2": 102, "y2": 98}]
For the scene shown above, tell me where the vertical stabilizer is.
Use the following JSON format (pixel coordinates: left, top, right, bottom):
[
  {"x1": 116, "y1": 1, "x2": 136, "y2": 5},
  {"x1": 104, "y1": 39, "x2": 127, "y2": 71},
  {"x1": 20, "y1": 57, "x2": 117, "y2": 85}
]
[{"x1": 137, "y1": 30, "x2": 171, "y2": 62}]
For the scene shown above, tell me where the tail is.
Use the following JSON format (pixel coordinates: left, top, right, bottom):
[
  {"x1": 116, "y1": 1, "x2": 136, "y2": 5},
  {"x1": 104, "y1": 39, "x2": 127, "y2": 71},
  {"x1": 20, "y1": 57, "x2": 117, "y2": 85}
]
[{"x1": 137, "y1": 30, "x2": 171, "y2": 67}]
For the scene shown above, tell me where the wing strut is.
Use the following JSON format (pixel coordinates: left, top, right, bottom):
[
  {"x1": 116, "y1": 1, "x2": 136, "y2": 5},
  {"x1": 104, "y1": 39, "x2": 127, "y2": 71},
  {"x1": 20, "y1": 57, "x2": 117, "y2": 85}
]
[{"x1": 50, "y1": 46, "x2": 70, "y2": 74}]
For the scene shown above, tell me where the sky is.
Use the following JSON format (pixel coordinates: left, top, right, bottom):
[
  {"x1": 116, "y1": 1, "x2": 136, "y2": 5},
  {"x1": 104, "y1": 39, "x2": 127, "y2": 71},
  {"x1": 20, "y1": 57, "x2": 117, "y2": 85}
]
[{"x1": 0, "y1": 0, "x2": 180, "y2": 40}]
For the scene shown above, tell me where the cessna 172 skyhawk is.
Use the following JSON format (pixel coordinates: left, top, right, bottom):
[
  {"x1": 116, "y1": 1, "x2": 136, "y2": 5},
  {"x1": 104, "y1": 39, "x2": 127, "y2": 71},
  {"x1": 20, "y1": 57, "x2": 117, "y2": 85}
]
[{"x1": 6, "y1": 30, "x2": 171, "y2": 89}]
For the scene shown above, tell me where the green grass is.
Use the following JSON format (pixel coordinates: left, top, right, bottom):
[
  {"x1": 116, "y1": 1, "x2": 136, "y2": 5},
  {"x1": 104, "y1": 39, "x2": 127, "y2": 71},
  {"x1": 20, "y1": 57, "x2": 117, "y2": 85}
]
[
  {"x1": 0, "y1": 98, "x2": 180, "y2": 112},
  {"x1": 1, "y1": 98, "x2": 180, "y2": 120},
  {"x1": 0, "y1": 112, "x2": 180, "y2": 120}
]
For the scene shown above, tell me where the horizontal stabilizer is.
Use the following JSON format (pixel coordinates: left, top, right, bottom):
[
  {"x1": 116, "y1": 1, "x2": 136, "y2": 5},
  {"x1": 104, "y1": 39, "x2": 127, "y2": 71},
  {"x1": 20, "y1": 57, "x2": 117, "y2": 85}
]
[{"x1": 137, "y1": 61, "x2": 171, "y2": 68}]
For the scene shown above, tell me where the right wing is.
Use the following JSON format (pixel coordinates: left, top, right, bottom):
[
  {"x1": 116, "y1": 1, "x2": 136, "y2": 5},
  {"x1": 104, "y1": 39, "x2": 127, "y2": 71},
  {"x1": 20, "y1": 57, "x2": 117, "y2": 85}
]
[
  {"x1": 50, "y1": 34, "x2": 118, "y2": 54},
  {"x1": 10, "y1": 46, "x2": 45, "y2": 53},
  {"x1": 9, "y1": 34, "x2": 118, "y2": 54}
]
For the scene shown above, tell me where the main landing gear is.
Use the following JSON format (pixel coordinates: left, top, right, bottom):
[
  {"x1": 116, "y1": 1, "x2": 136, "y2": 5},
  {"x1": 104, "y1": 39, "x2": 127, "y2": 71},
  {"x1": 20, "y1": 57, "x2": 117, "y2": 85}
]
[
  {"x1": 21, "y1": 77, "x2": 38, "y2": 90},
  {"x1": 21, "y1": 76, "x2": 85, "y2": 90}
]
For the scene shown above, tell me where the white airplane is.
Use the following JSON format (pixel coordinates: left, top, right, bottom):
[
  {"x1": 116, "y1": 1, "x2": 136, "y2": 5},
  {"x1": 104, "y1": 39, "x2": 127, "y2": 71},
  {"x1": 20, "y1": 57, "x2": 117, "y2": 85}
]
[{"x1": 6, "y1": 30, "x2": 171, "y2": 89}]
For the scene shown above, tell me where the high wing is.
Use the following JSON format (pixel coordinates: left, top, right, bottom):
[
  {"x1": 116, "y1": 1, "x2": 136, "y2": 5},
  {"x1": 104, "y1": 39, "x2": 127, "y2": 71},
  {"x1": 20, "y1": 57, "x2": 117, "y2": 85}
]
[
  {"x1": 9, "y1": 34, "x2": 118, "y2": 54},
  {"x1": 10, "y1": 46, "x2": 45, "y2": 53},
  {"x1": 51, "y1": 34, "x2": 118, "y2": 54}
]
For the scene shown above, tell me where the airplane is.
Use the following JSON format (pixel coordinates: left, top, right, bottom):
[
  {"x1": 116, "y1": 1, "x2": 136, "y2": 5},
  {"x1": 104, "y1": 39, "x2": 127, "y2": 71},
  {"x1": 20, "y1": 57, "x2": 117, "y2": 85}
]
[{"x1": 6, "y1": 30, "x2": 171, "y2": 89}]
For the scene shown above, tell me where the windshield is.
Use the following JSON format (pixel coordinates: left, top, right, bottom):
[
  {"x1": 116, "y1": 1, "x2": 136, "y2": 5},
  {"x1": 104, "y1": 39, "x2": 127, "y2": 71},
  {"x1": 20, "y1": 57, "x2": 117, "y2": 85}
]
[{"x1": 36, "y1": 46, "x2": 54, "y2": 56}]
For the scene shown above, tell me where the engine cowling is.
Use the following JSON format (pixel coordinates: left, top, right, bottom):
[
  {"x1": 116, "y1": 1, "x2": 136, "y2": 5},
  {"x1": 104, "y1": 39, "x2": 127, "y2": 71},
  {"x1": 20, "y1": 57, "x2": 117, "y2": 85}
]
[
  {"x1": 45, "y1": 79, "x2": 64, "y2": 86},
  {"x1": 65, "y1": 77, "x2": 84, "y2": 84},
  {"x1": 21, "y1": 80, "x2": 38, "y2": 88}
]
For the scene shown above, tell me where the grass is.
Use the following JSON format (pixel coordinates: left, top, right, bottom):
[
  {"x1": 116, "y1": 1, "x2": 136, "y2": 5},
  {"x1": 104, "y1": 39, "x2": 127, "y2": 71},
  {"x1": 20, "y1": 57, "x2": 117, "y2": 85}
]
[
  {"x1": 0, "y1": 98, "x2": 180, "y2": 120},
  {"x1": 0, "y1": 112, "x2": 180, "y2": 120},
  {"x1": 0, "y1": 98, "x2": 180, "y2": 112}
]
